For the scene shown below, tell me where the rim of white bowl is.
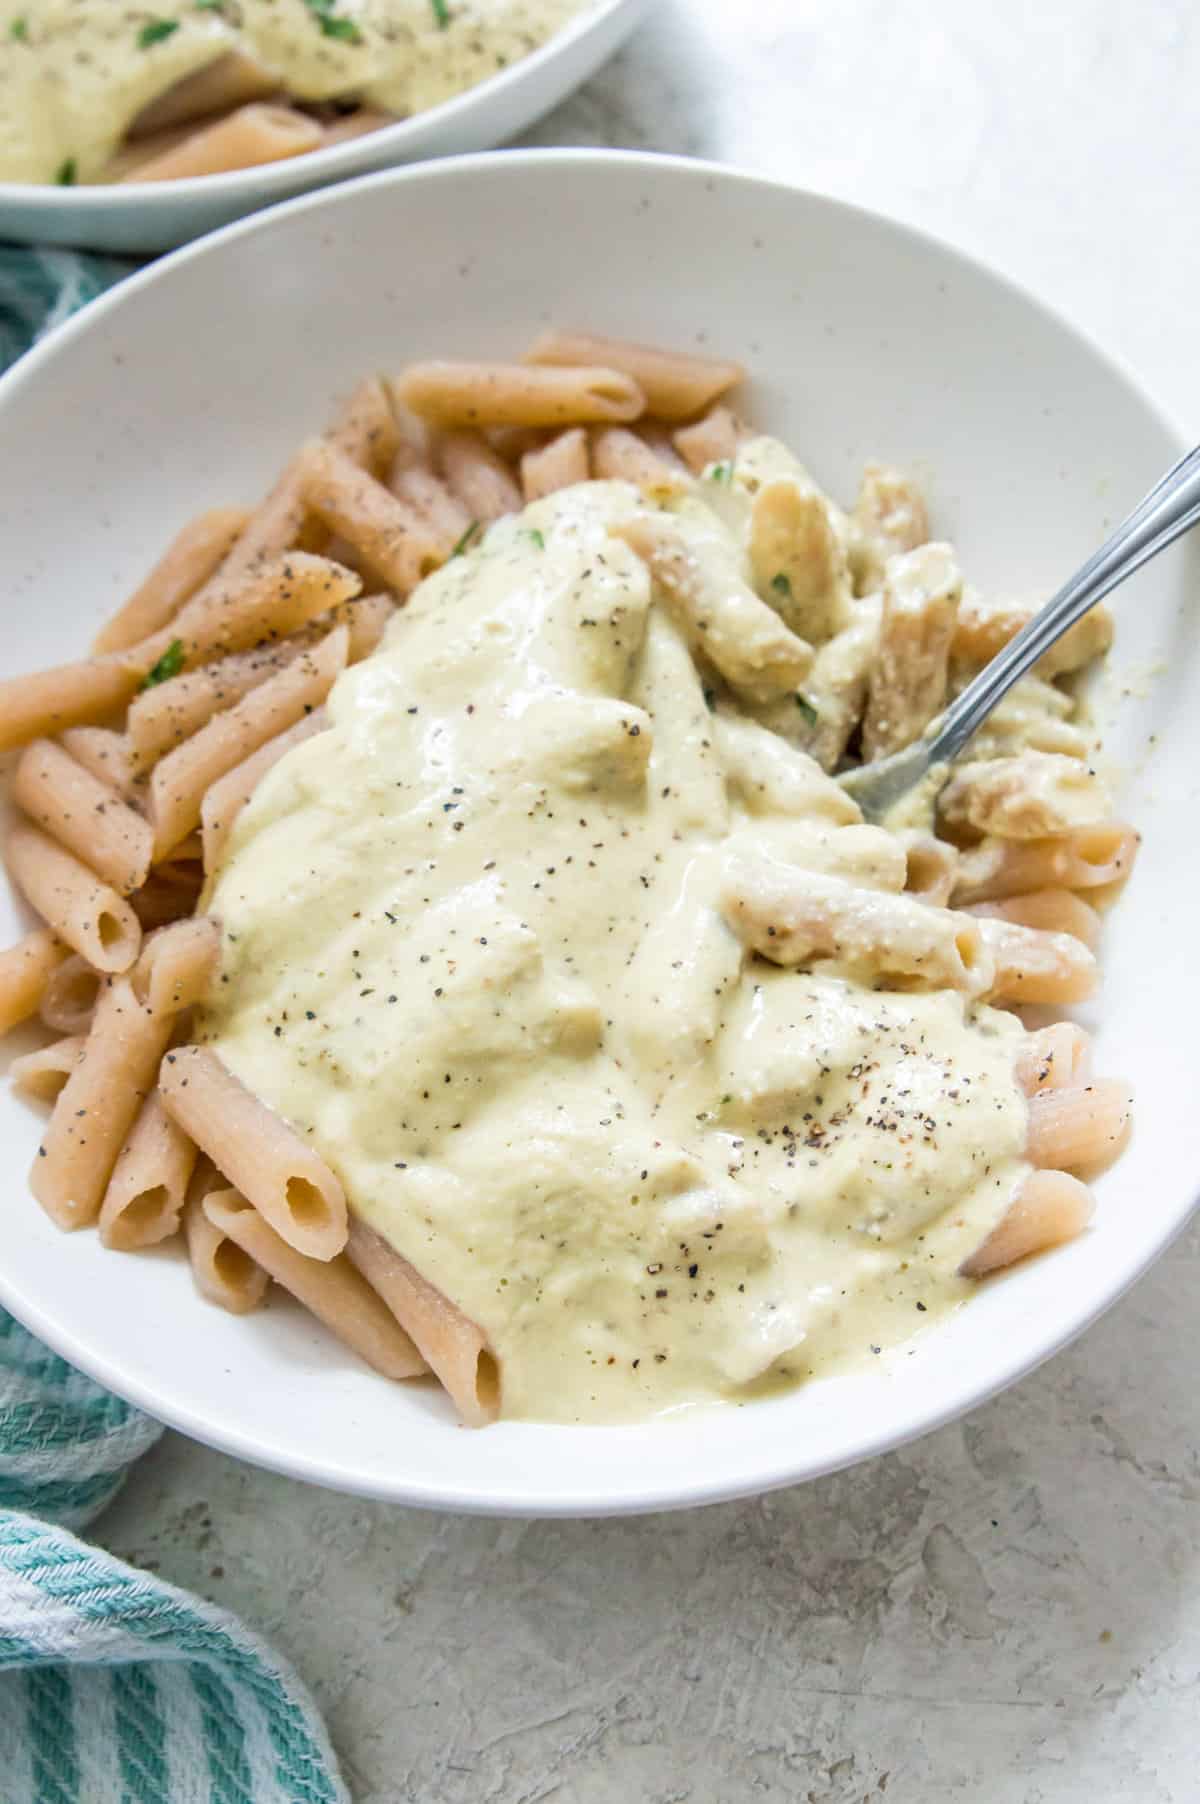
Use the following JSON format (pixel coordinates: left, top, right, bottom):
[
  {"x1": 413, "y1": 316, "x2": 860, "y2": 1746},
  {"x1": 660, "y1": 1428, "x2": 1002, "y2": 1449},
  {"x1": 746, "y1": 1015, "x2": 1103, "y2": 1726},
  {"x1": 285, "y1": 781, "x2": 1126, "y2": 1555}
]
[
  {"x1": 0, "y1": 149, "x2": 1193, "y2": 1515},
  {"x1": 0, "y1": 0, "x2": 644, "y2": 208}
]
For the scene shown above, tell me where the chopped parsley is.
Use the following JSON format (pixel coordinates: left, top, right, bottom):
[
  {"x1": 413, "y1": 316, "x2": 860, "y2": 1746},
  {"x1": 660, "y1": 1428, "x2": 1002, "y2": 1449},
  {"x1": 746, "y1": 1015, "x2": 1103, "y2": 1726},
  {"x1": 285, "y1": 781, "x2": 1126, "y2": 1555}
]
[
  {"x1": 450, "y1": 520, "x2": 481, "y2": 558},
  {"x1": 194, "y1": 0, "x2": 226, "y2": 9},
  {"x1": 137, "y1": 18, "x2": 180, "y2": 46},
  {"x1": 526, "y1": 528, "x2": 545, "y2": 550},
  {"x1": 770, "y1": 571, "x2": 792, "y2": 600},
  {"x1": 708, "y1": 460, "x2": 733, "y2": 484},
  {"x1": 795, "y1": 694, "x2": 819, "y2": 728},
  {"x1": 300, "y1": 0, "x2": 363, "y2": 42},
  {"x1": 431, "y1": 0, "x2": 452, "y2": 25},
  {"x1": 55, "y1": 158, "x2": 77, "y2": 186},
  {"x1": 140, "y1": 639, "x2": 186, "y2": 690},
  {"x1": 9, "y1": 15, "x2": 27, "y2": 41}
]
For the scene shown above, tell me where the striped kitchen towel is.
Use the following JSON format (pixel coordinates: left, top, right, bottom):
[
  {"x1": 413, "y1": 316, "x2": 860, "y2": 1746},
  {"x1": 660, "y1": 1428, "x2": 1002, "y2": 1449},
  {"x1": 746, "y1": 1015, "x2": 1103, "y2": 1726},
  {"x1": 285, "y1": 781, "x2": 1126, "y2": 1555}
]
[{"x1": 0, "y1": 252, "x2": 350, "y2": 1803}]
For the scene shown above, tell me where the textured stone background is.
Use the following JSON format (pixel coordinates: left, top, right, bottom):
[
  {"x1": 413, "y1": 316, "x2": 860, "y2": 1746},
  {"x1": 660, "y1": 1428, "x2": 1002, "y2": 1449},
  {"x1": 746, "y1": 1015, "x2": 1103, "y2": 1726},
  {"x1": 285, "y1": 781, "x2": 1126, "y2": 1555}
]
[{"x1": 99, "y1": 3, "x2": 1200, "y2": 1797}]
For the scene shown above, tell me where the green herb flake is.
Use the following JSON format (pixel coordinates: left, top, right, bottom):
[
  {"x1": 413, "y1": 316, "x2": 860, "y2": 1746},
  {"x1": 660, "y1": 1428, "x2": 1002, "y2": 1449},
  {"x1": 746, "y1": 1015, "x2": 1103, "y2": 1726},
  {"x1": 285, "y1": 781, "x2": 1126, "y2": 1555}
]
[
  {"x1": 137, "y1": 18, "x2": 180, "y2": 46},
  {"x1": 9, "y1": 16, "x2": 28, "y2": 41},
  {"x1": 450, "y1": 520, "x2": 481, "y2": 559},
  {"x1": 795, "y1": 694, "x2": 819, "y2": 728},
  {"x1": 708, "y1": 460, "x2": 733, "y2": 485},
  {"x1": 55, "y1": 158, "x2": 77, "y2": 186},
  {"x1": 526, "y1": 528, "x2": 545, "y2": 550},
  {"x1": 194, "y1": 0, "x2": 226, "y2": 10},
  {"x1": 300, "y1": 0, "x2": 363, "y2": 41},
  {"x1": 431, "y1": 0, "x2": 452, "y2": 25},
  {"x1": 771, "y1": 571, "x2": 792, "y2": 600},
  {"x1": 140, "y1": 639, "x2": 186, "y2": 690}
]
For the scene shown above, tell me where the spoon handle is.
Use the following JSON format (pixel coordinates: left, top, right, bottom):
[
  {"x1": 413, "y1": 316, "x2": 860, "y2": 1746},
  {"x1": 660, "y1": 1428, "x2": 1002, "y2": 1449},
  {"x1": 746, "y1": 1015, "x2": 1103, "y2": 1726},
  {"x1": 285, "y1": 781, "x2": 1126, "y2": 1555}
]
[{"x1": 929, "y1": 441, "x2": 1200, "y2": 764}]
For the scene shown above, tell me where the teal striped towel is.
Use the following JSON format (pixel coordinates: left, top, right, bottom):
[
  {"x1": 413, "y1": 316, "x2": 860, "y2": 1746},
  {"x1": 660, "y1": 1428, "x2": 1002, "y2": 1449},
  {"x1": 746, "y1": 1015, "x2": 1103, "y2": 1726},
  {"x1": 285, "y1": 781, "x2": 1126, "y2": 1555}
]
[{"x1": 0, "y1": 248, "x2": 349, "y2": 1804}]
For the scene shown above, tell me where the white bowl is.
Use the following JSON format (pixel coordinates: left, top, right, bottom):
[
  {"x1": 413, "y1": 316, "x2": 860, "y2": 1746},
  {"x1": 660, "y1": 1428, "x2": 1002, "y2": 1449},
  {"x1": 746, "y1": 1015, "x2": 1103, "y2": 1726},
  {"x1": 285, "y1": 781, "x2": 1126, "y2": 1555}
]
[
  {"x1": 0, "y1": 151, "x2": 1194, "y2": 1516},
  {"x1": 0, "y1": 0, "x2": 646, "y2": 255}
]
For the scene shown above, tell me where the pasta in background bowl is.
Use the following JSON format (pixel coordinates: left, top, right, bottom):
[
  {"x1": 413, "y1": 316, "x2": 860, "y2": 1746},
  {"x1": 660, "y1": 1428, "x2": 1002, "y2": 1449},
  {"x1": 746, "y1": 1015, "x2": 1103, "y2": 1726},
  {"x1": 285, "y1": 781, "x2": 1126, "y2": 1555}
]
[{"x1": 0, "y1": 151, "x2": 1194, "y2": 1513}]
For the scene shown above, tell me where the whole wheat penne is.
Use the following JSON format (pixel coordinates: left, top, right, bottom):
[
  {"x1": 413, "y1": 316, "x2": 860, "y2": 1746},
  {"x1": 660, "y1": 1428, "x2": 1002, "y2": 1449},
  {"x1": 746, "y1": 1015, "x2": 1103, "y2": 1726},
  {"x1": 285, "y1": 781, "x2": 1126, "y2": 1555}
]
[
  {"x1": 952, "y1": 591, "x2": 1114, "y2": 677},
  {"x1": 9, "y1": 1036, "x2": 86, "y2": 1106},
  {"x1": 159, "y1": 1045, "x2": 347, "y2": 1261},
  {"x1": 965, "y1": 888, "x2": 1102, "y2": 952},
  {"x1": 975, "y1": 916, "x2": 1098, "y2": 1005},
  {"x1": 0, "y1": 656, "x2": 143, "y2": 754},
  {"x1": 346, "y1": 1217, "x2": 494, "y2": 1421},
  {"x1": 327, "y1": 377, "x2": 402, "y2": 478},
  {"x1": 748, "y1": 475, "x2": 852, "y2": 644},
  {"x1": 397, "y1": 359, "x2": 645, "y2": 429},
  {"x1": 388, "y1": 467, "x2": 472, "y2": 552},
  {"x1": 525, "y1": 331, "x2": 743, "y2": 420},
  {"x1": 952, "y1": 823, "x2": 1139, "y2": 905},
  {"x1": 1025, "y1": 1079, "x2": 1132, "y2": 1171},
  {"x1": 960, "y1": 1169, "x2": 1094, "y2": 1277},
  {"x1": 0, "y1": 929, "x2": 69, "y2": 1038},
  {"x1": 297, "y1": 440, "x2": 443, "y2": 594},
  {"x1": 486, "y1": 425, "x2": 549, "y2": 463},
  {"x1": 203, "y1": 1191, "x2": 425, "y2": 1379},
  {"x1": 862, "y1": 543, "x2": 961, "y2": 760},
  {"x1": 939, "y1": 752, "x2": 1109, "y2": 841},
  {"x1": 124, "y1": 103, "x2": 323, "y2": 183},
  {"x1": 334, "y1": 593, "x2": 396, "y2": 660},
  {"x1": 132, "y1": 917, "x2": 221, "y2": 1016},
  {"x1": 31, "y1": 975, "x2": 174, "y2": 1231},
  {"x1": 1015, "y1": 1023, "x2": 1093, "y2": 1095},
  {"x1": 40, "y1": 954, "x2": 103, "y2": 1036},
  {"x1": 849, "y1": 463, "x2": 930, "y2": 591},
  {"x1": 673, "y1": 404, "x2": 742, "y2": 473},
  {"x1": 436, "y1": 431, "x2": 523, "y2": 523},
  {"x1": 183, "y1": 1164, "x2": 270, "y2": 1314},
  {"x1": 129, "y1": 51, "x2": 280, "y2": 136},
  {"x1": 201, "y1": 709, "x2": 327, "y2": 873},
  {"x1": 896, "y1": 831, "x2": 959, "y2": 906},
  {"x1": 712, "y1": 715, "x2": 861, "y2": 825},
  {"x1": 149, "y1": 625, "x2": 347, "y2": 857},
  {"x1": 99, "y1": 1090, "x2": 198, "y2": 1251},
  {"x1": 127, "y1": 640, "x2": 305, "y2": 769},
  {"x1": 59, "y1": 728, "x2": 139, "y2": 802},
  {"x1": 161, "y1": 551, "x2": 360, "y2": 670},
  {"x1": 520, "y1": 426, "x2": 589, "y2": 502},
  {"x1": 319, "y1": 107, "x2": 396, "y2": 149},
  {"x1": 206, "y1": 455, "x2": 324, "y2": 598},
  {"x1": 7, "y1": 824, "x2": 141, "y2": 973},
  {"x1": 384, "y1": 403, "x2": 432, "y2": 477},
  {"x1": 13, "y1": 740, "x2": 153, "y2": 895},
  {"x1": 590, "y1": 426, "x2": 690, "y2": 498},
  {"x1": 92, "y1": 508, "x2": 250, "y2": 654}
]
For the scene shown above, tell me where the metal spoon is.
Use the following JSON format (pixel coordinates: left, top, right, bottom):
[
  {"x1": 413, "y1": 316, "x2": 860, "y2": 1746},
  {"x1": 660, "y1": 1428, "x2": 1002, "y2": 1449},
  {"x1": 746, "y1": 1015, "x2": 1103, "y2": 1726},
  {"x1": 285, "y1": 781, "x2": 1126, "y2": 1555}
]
[{"x1": 838, "y1": 442, "x2": 1200, "y2": 820}]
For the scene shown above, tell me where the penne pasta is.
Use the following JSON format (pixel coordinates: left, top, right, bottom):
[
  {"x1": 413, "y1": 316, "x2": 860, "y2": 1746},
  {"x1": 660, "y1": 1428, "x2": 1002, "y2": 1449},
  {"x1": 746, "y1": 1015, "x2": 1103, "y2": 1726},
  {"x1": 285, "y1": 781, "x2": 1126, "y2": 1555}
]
[
  {"x1": 320, "y1": 107, "x2": 397, "y2": 149},
  {"x1": 1025, "y1": 1078, "x2": 1132, "y2": 1171},
  {"x1": 964, "y1": 887, "x2": 1102, "y2": 952},
  {"x1": 132, "y1": 917, "x2": 221, "y2": 1016},
  {"x1": 0, "y1": 929, "x2": 69, "y2": 1039},
  {"x1": 326, "y1": 376, "x2": 402, "y2": 478},
  {"x1": 1015, "y1": 1022, "x2": 1093, "y2": 1095},
  {"x1": 58, "y1": 728, "x2": 139, "y2": 802},
  {"x1": 520, "y1": 426, "x2": 590, "y2": 502},
  {"x1": 849, "y1": 463, "x2": 930, "y2": 591},
  {"x1": 40, "y1": 954, "x2": 103, "y2": 1036},
  {"x1": 92, "y1": 507, "x2": 251, "y2": 654},
  {"x1": 159, "y1": 1045, "x2": 348, "y2": 1261},
  {"x1": 129, "y1": 51, "x2": 280, "y2": 136},
  {"x1": 590, "y1": 425, "x2": 690, "y2": 498},
  {"x1": 7, "y1": 823, "x2": 141, "y2": 973},
  {"x1": 13, "y1": 739, "x2": 153, "y2": 895},
  {"x1": 201, "y1": 708, "x2": 327, "y2": 873},
  {"x1": 939, "y1": 751, "x2": 1110, "y2": 841},
  {"x1": 974, "y1": 915, "x2": 1098, "y2": 1005},
  {"x1": 952, "y1": 590, "x2": 1114, "y2": 678},
  {"x1": 124, "y1": 103, "x2": 323, "y2": 184},
  {"x1": 960, "y1": 1168, "x2": 1094, "y2": 1276},
  {"x1": 713, "y1": 714, "x2": 861, "y2": 825},
  {"x1": 673, "y1": 404, "x2": 742, "y2": 474},
  {"x1": 896, "y1": 830, "x2": 959, "y2": 906},
  {"x1": 183, "y1": 1168, "x2": 270, "y2": 1316},
  {"x1": 397, "y1": 359, "x2": 646, "y2": 429},
  {"x1": 952, "y1": 822, "x2": 1139, "y2": 905},
  {"x1": 862, "y1": 542, "x2": 961, "y2": 760},
  {"x1": 9, "y1": 1036, "x2": 86, "y2": 1106},
  {"x1": 127, "y1": 640, "x2": 305, "y2": 770},
  {"x1": 297, "y1": 440, "x2": 443, "y2": 594},
  {"x1": 149, "y1": 625, "x2": 347, "y2": 858},
  {"x1": 99, "y1": 1090, "x2": 198, "y2": 1251},
  {"x1": 436, "y1": 430, "x2": 524, "y2": 523},
  {"x1": 203, "y1": 1191, "x2": 426, "y2": 1380},
  {"x1": 388, "y1": 466, "x2": 472, "y2": 553},
  {"x1": 525, "y1": 331, "x2": 743, "y2": 420},
  {"x1": 346, "y1": 1218, "x2": 496, "y2": 1422},
  {"x1": 162, "y1": 550, "x2": 360, "y2": 670},
  {"x1": 0, "y1": 656, "x2": 144, "y2": 755}
]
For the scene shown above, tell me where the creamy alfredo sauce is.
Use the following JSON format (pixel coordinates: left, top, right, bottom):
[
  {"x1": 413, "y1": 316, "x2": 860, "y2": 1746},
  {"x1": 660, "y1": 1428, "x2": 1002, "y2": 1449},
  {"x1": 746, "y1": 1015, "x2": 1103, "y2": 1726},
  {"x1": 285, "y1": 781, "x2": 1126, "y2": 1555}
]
[
  {"x1": 202, "y1": 470, "x2": 1031, "y2": 1424},
  {"x1": 0, "y1": 0, "x2": 586, "y2": 184}
]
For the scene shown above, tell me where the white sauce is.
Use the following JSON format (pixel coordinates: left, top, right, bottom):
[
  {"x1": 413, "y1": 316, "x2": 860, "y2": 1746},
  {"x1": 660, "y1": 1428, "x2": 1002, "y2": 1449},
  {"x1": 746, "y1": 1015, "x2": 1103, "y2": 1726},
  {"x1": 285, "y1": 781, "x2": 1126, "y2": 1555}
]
[
  {"x1": 202, "y1": 474, "x2": 1031, "y2": 1424},
  {"x1": 0, "y1": 0, "x2": 587, "y2": 184}
]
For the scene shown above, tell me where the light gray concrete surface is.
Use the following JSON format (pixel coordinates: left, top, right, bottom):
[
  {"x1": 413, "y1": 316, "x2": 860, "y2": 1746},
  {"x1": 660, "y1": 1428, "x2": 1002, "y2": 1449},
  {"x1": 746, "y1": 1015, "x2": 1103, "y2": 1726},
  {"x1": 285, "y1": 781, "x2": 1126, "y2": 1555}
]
[{"x1": 97, "y1": 4, "x2": 1200, "y2": 1797}]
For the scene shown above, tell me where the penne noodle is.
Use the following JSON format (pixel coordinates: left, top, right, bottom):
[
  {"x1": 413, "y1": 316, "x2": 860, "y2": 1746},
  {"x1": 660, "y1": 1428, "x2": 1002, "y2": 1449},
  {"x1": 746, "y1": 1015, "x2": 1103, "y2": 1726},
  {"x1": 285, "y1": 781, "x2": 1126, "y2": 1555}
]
[
  {"x1": 92, "y1": 507, "x2": 250, "y2": 654},
  {"x1": 40, "y1": 954, "x2": 103, "y2": 1036},
  {"x1": 13, "y1": 739, "x2": 153, "y2": 895},
  {"x1": 520, "y1": 426, "x2": 589, "y2": 502},
  {"x1": 161, "y1": 550, "x2": 360, "y2": 670},
  {"x1": 59, "y1": 728, "x2": 139, "y2": 802},
  {"x1": 0, "y1": 655, "x2": 143, "y2": 754},
  {"x1": 397, "y1": 358, "x2": 646, "y2": 429},
  {"x1": 327, "y1": 376, "x2": 402, "y2": 479},
  {"x1": 384, "y1": 403, "x2": 432, "y2": 477},
  {"x1": 939, "y1": 751, "x2": 1109, "y2": 841},
  {"x1": 183, "y1": 1165, "x2": 270, "y2": 1315},
  {"x1": 297, "y1": 440, "x2": 443, "y2": 594},
  {"x1": 952, "y1": 822, "x2": 1139, "y2": 905},
  {"x1": 435, "y1": 431, "x2": 523, "y2": 523},
  {"x1": 7, "y1": 823, "x2": 141, "y2": 973},
  {"x1": 130, "y1": 52, "x2": 280, "y2": 136},
  {"x1": 673, "y1": 404, "x2": 742, "y2": 474},
  {"x1": 9, "y1": 1035, "x2": 86, "y2": 1106},
  {"x1": 31, "y1": 974, "x2": 174, "y2": 1231},
  {"x1": 861, "y1": 542, "x2": 961, "y2": 760},
  {"x1": 952, "y1": 590, "x2": 1114, "y2": 678},
  {"x1": 132, "y1": 916, "x2": 221, "y2": 1016},
  {"x1": 203, "y1": 1191, "x2": 426, "y2": 1380},
  {"x1": 974, "y1": 916, "x2": 1098, "y2": 1005},
  {"x1": 0, "y1": 929, "x2": 69, "y2": 1038},
  {"x1": 590, "y1": 425, "x2": 690, "y2": 498},
  {"x1": 320, "y1": 107, "x2": 396, "y2": 149},
  {"x1": 713, "y1": 714, "x2": 861, "y2": 825},
  {"x1": 964, "y1": 887, "x2": 1102, "y2": 952},
  {"x1": 748, "y1": 474, "x2": 852, "y2": 645},
  {"x1": 897, "y1": 830, "x2": 959, "y2": 906},
  {"x1": 346, "y1": 1217, "x2": 497, "y2": 1424},
  {"x1": 485, "y1": 424, "x2": 549, "y2": 463},
  {"x1": 388, "y1": 467, "x2": 473, "y2": 552},
  {"x1": 1015, "y1": 1022, "x2": 1093, "y2": 1095},
  {"x1": 960, "y1": 1169, "x2": 1094, "y2": 1277},
  {"x1": 1025, "y1": 1079, "x2": 1132, "y2": 1171},
  {"x1": 127, "y1": 640, "x2": 306, "y2": 769},
  {"x1": 149, "y1": 625, "x2": 347, "y2": 857},
  {"x1": 124, "y1": 103, "x2": 323, "y2": 184},
  {"x1": 525, "y1": 331, "x2": 743, "y2": 420},
  {"x1": 159, "y1": 1045, "x2": 348, "y2": 1261},
  {"x1": 849, "y1": 463, "x2": 930, "y2": 592},
  {"x1": 99, "y1": 1090, "x2": 198, "y2": 1251},
  {"x1": 201, "y1": 709, "x2": 327, "y2": 873}
]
